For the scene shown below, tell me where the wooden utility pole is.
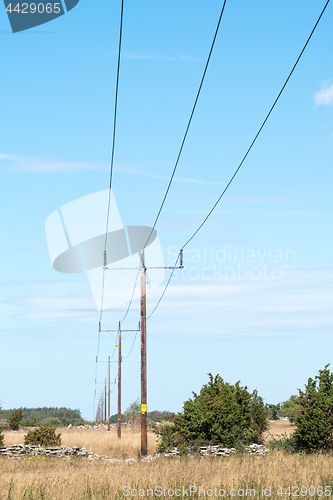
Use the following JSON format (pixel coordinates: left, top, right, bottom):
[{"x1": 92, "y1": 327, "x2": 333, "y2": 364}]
[
  {"x1": 101, "y1": 394, "x2": 104, "y2": 425},
  {"x1": 117, "y1": 321, "x2": 122, "y2": 438},
  {"x1": 108, "y1": 356, "x2": 111, "y2": 431},
  {"x1": 103, "y1": 248, "x2": 184, "y2": 456},
  {"x1": 141, "y1": 250, "x2": 147, "y2": 456},
  {"x1": 104, "y1": 380, "x2": 107, "y2": 424}
]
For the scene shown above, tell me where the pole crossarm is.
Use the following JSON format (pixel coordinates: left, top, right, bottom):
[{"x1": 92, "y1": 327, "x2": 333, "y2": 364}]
[
  {"x1": 103, "y1": 249, "x2": 184, "y2": 272},
  {"x1": 101, "y1": 329, "x2": 139, "y2": 332},
  {"x1": 104, "y1": 266, "x2": 182, "y2": 270}
]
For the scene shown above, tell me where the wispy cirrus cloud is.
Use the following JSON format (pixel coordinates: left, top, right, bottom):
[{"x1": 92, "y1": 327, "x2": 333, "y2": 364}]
[
  {"x1": 0, "y1": 153, "x2": 220, "y2": 185},
  {"x1": 314, "y1": 81, "x2": 333, "y2": 106},
  {"x1": 117, "y1": 165, "x2": 222, "y2": 186},
  {"x1": 122, "y1": 53, "x2": 204, "y2": 62},
  {"x1": 0, "y1": 153, "x2": 107, "y2": 172}
]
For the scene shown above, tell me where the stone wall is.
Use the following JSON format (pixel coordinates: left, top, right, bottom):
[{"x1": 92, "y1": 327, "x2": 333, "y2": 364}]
[{"x1": 0, "y1": 443, "x2": 268, "y2": 462}]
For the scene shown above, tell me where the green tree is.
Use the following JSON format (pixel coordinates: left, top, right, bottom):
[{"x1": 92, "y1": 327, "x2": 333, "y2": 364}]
[
  {"x1": 266, "y1": 403, "x2": 282, "y2": 420},
  {"x1": 124, "y1": 399, "x2": 141, "y2": 427},
  {"x1": 24, "y1": 426, "x2": 61, "y2": 447},
  {"x1": 32, "y1": 416, "x2": 41, "y2": 427},
  {"x1": 282, "y1": 395, "x2": 301, "y2": 423},
  {"x1": 156, "y1": 374, "x2": 268, "y2": 452},
  {"x1": 9, "y1": 408, "x2": 23, "y2": 431},
  {"x1": 293, "y1": 365, "x2": 333, "y2": 452}
]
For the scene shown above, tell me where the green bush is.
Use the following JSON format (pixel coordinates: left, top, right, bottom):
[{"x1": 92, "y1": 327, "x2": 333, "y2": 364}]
[
  {"x1": 281, "y1": 395, "x2": 302, "y2": 423},
  {"x1": 266, "y1": 403, "x2": 282, "y2": 420},
  {"x1": 19, "y1": 418, "x2": 27, "y2": 428},
  {"x1": 0, "y1": 428, "x2": 4, "y2": 447},
  {"x1": 293, "y1": 365, "x2": 333, "y2": 452},
  {"x1": 267, "y1": 433, "x2": 297, "y2": 453},
  {"x1": 156, "y1": 374, "x2": 268, "y2": 452},
  {"x1": 9, "y1": 408, "x2": 23, "y2": 431},
  {"x1": 24, "y1": 426, "x2": 62, "y2": 447},
  {"x1": 39, "y1": 417, "x2": 62, "y2": 427}
]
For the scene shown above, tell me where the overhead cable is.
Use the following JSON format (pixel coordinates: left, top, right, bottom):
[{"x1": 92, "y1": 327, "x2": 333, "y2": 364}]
[
  {"x1": 99, "y1": 0, "x2": 125, "y2": 321},
  {"x1": 182, "y1": 0, "x2": 330, "y2": 249},
  {"x1": 95, "y1": 0, "x2": 125, "y2": 418},
  {"x1": 143, "y1": 0, "x2": 228, "y2": 249},
  {"x1": 147, "y1": 0, "x2": 331, "y2": 318}
]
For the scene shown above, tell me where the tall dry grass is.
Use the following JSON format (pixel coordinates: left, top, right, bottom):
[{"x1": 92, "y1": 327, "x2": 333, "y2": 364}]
[
  {"x1": 263, "y1": 419, "x2": 296, "y2": 441},
  {"x1": 2, "y1": 423, "x2": 333, "y2": 499},
  {"x1": 1, "y1": 451, "x2": 333, "y2": 499},
  {"x1": 2, "y1": 426, "x2": 158, "y2": 458}
]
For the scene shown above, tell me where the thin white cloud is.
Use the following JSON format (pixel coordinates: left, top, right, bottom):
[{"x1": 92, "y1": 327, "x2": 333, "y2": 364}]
[
  {"x1": 183, "y1": 209, "x2": 323, "y2": 216},
  {"x1": 0, "y1": 153, "x2": 220, "y2": 185},
  {"x1": 146, "y1": 267, "x2": 333, "y2": 338},
  {"x1": 0, "y1": 153, "x2": 108, "y2": 172},
  {"x1": 314, "y1": 81, "x2": 333, "y2": 106},
  {"x1": 122, "y1": 53, "x2": 204, "y2": 62},
  {"x1": 117, "y1": 165, "x2": 223, "y2": 186},
  {"x1": 1, "y1": 268, "x2": 333, "y2": 339}
]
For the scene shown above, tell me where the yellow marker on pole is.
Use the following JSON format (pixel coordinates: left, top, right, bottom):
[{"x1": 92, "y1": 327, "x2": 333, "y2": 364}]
[{"x1": 141, "y1": 404, "x2": 147, "y2": 414}]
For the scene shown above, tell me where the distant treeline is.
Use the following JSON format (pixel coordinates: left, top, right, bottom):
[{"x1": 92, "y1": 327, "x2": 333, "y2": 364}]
[
  {"x1": 0, "y1": 407, "x2": 89, "y2": 427},
  {"x1": 0, "y1": 407, "x2": 173, "y2": 428},
  {"x1": 108, "y1": 410, "x2": 174, "y2": 424}
]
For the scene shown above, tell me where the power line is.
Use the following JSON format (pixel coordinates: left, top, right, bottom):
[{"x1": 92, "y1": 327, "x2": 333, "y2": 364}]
[
  {"x1": 143, "y1": 0, "x2": 228, "y2": 249},
  {"x1": 99, "y1": 0, "x2": 125, "y2": 323},
  {"x1": 147, "y1": 255, "x2": 179, "y2": 320},
  {"x1": 117, "y1": 0, "x2": 227, "y2": 325},
  {"x1": 182, "y1": 0, "x2": 331, "y2": 249},
  {"x1": 146, "y1": 0, "x2": 331, "y2": 320},
  {"x1": 94, "y1": 0, "x2": 125, "y2": 419},
  {"x1": 120, "y1": 268, "x2": 140, "y2": 322},
  {"x1": 123, "y1": 327, "x2": 139, "y2": 359}
]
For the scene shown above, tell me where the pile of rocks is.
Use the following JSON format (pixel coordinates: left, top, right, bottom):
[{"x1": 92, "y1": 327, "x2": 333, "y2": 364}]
[
  {"x1": 0, "y1": 443, "x2": 268, "y2": 462},
  {"x1": 245, "y1": 444, "x2": 269, "y2": 455},
  {"x1": 0, "y1": 444, "x2": 100, "y2": 460},
  {"x1": 67, "y1": 423, "x2": 132, "y2": 430},
  {"x1": 156, "y1": 443, "x2": 268, "y2": 458}
]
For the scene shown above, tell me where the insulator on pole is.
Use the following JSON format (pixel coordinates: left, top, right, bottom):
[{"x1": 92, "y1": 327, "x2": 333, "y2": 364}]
[
  {"x1": 141, "y1": 249, "x2": 145, "y2": 267},
  {"x1": 103, "y1": 250, "x2": 107, "y2": 267},
  {"x1": 180, "y1": 249, "x2": 184, "y2": 268},
  {"x1": 138, "y1": 321, "x2": 141, "y2": 330},
  {"x1": 98, "y1": 321, "x2": 101, "y2": 332}
]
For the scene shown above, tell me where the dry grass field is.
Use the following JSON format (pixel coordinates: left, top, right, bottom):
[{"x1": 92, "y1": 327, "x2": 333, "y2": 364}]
[
  {"x1": 2, "y1": 426, "x2": 158, "y2": 459},
  {"x1": 263, "y1": 419, "x2": 296, "y2": 440},
  {"x1": 1, "y1": 422, "x2": 333, "y2": 500}
]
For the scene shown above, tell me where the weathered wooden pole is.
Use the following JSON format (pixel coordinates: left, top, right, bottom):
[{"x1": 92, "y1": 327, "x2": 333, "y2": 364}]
[
  {"x1": 141, "y1": 249, "x2": 147, "y2": 456},
  {"x1": 117, "y1": 321, "x2": 122, "y2": 438},
  {"x1": 108, "y1": 356, "x2": 111, "y2": 431}
]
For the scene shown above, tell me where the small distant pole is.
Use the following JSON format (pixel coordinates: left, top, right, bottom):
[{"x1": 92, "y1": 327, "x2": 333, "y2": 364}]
[
  {"x1": 101, "y1": 394, "x2": 104, "y2": 425},
  {"x1": 104, "y1": 379, "x2": 107, "y2": 424},
  {"x1": 108, "y1": 355, "x2": 111, "y2": 431},
  {"x1": 117, "y1": 321, "x2": 122, "y2": 438}
]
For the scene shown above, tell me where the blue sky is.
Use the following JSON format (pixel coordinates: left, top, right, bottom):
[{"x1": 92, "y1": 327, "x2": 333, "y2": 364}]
[{"x1": 0, "y1": 0, "x2": 333, "y2": 420}]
